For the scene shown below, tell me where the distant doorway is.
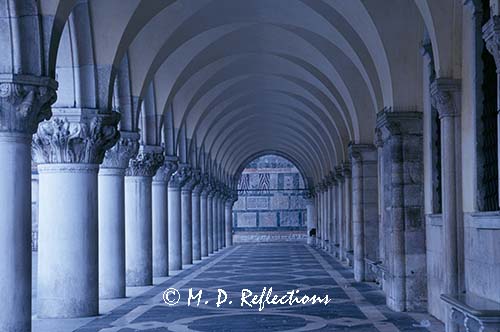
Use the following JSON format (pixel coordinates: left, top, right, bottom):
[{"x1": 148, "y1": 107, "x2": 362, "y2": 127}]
[{"x1": 233, "y1": 155, "x2": 308, "y2": 243}]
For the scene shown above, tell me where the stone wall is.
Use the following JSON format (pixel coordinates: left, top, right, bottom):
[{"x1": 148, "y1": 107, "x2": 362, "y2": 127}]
[{"x1": 233, "y1": 155, "x2": 307, "y2": 241}]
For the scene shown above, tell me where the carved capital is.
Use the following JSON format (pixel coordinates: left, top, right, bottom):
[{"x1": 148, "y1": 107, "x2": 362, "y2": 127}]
[
  {"x1": 153, "y1": 156, "x2": 178, "y2": 182},
  {"x1": 342, "y1": 162, "x2": 352, "y2": 178},
  {"x1": 32, "y1": 111, "x2": 120, "y2": 164},
  {"x1": 183, "y1": 168, "x2": 201, "y2": 192},
  {"x1": 334, "y1": 166, "x2": 344, "y2": 182},
  {"x1": 200, "y1": 174, "x2": 211, "y2": 196},
  {"x1": 348, "y1": 143, "x2": 377, "y2": 165},
  {"x1": 483, "y1": 16, "x2": 500, "y2": 71},
  {"x1": 0, "y1": 75, "x2": 58, "y2": 135},
  {"x1": 126, "y1": 146, "x2": 165, "y2": 177},
  {"x1": 430, "y1": 78, "x2": 461, "y2": 119},
  {"x1": 169, "y1": 163, "x2": 192, "y2": 188},
  {"x1": 101, "y1": 131, "x2": 140, "y2": 169}
]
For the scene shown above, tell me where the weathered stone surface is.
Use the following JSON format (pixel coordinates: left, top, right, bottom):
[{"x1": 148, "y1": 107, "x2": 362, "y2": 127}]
[{"x1": 33, "y1": 111, "x2": 120, "y2": 165}]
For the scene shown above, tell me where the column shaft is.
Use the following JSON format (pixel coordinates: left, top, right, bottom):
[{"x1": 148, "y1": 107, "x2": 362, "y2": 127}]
[
  {"x1": 125, "y1": 176, "x2": 153, "y2": 286},
  {"x1": 212, "y1": 195, "x2": 218, "y2": 251},
  {"x1": 152, "y1": 178, "x2": 168, "y2": 277},
  {"x1": 0, "y1": 135, "x2": 32, "y2": 330},
  {"x1": 192, "y1": 190, "x2": 202, "y2": 260},
  {"x1": 99, "y1": 169, "x2": 125, "y2": 298},
  {"x1": 201, "y1": 193, "x2": 208, "y2": 256},
  {"x1": 38, "y1": 165, "x2": 99, "y2": 317},
  {"x1": 218, "y1": 198, "x2": 224, "y2": 249},
  {"x1": 181, "y1": 189, "x2": 193, "y2": 265},
  {"x1": 168, "y1": 187, "x2": 182, "y2": 270},
  {"x1": 351, "y1": 159, "x2": 365, "y2": 282},
  {"x1": 207, "y1": 195, "x2": 214, "y2": 254},
  {"x1": 225, "y1": 202, "x2": 233, "y2": 246}
]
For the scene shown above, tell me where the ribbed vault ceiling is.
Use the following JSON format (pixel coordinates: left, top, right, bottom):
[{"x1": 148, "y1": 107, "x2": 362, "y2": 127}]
[{"x1": 43, "y1": 0, "x2": 462, "y2": 187}]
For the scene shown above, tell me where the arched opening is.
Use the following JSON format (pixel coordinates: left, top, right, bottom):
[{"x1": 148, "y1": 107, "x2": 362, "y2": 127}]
[{"x1": 233, "y1": 154, "x2": 308, "y2": 243}]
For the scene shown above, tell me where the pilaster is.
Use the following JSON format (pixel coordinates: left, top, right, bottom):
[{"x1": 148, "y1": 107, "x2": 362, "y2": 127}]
[
  {"x1": 376, "y1": 109, "x2": 425, "y2": 312},
  {"x1": 348, "y1": 143, "x2": 378, "y2": 282}
]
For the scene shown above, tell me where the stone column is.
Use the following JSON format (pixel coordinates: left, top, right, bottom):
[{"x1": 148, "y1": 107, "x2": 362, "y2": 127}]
[
  {"x1": 374, "y1": 131, "x2": 386, "y2": 270},
  {"x1": 225, "y1": 192, "x2": 236, "y2": 246},
  {"x1": 305, "y1": 192, "x2": 316, "y2": 245},
  {"x1": 348, "y1": 143, "x2": 378, "y2": 283},
  {"x1": 483, "y1": 17, "x2": 500, "y2": 208},
  {"x1": 200, "y1": 176, "x2": 211, "y2": 257},
  {"x1": 98, "y1": 132, "x2": 139, "y2": 298},
  {"x1": 218, "y1": 190, "x2": 225, "y2": 249},
  {"x1": 342, "y1": 163, "x2": 353, "y2": 263},
  {"x1": 321, "y1": 183, "x2": 328, "y2": 249},
  {"x1": 207, "y1": 190, "x2": 214, "y2": 254},
  {"x1": 181, "y1": 168, "x2": 198, "y2": 265},
  {"x1": 124, "y1": 146, "x2": 164, "y2": 286},
  {"x1": 376, "y1": 110, "x2": 425, "y2": 312},
  {"x1": 33, "y1": 109, "x2": 120, "y2": 318},
  {"x1": 192, "y1": 173, "x2": 205, "y2": 261},
  {"x1": 0, "y1": 76, "x2": 56, "y2": 330},
  {"x1": 212, "y1": 188, "x2": 219, "y2": 252},
  {"x1": 327, "y1": 179, "x2": 334, "y2": 253},
  {"x1": 318, "y1": 186, "x2": 324, "y2": 248},
  {"x1": 335, "y1": 167, "x2": 345, "y2": 260},
  {"x1": 168, "y1": 164, "x2": 191, "y2": 271},
  {"x1": 152, "y1": 158, "x2": 177, "y2": 277},
  {"x1": 431, "y1": 80, "x2": 461, "y2": 316},
  {"x1": 315, "y1": 186, "x2": 322, "y2": 245}
]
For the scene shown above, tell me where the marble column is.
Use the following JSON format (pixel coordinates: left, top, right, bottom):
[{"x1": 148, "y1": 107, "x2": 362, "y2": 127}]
[
  {"x1": 124, "y1": 146, "x2": 164, "y2": 286},
  {"x1": 328, "y1": 177, "x2": 335, "y2": 254},
  {"x1": 168, "y1": 164, "x2": 191, "y2": 271},
  {"x1": 225, "y1": 191, "x2": 236, "y2": 246},
  {"x1": 33, "y1": 110, "x2": 119, "y2": 318},
  {"x1": 207, "y1": 190, "x2": 214, "y2": 254},
  {"x1": 182, "y1": 169, "x2": 199, "y2": 265},
  {"x1": 305, "y1": 192, "x2": 316, "y2": 245},
  {"x1": 342, "y1": 163, "x2": 353, "y2": 264},
  {"x1": 335, "y1": 167, "x2": 345, "y2": 260},
  {"x1": 218, "y1": 191, "x2": 225, "y2": 249},
  {"x1": 98, "y1": 132, "x2": 139, "y2": 298},
  {"x1": 376, "y1": 110, "x2": 425, "y2": 312},
  {"x1": 348, "y1": 143, "x2": 378, "y2": 283},
  {"x1": 212, "y1": 189, "x2": 219, "y2": 252},
  {"x1": 200, "y1": 177, "x2": 211, "y2": 257},
  {"x1": 321, "y1": 184, "x2": 327, "y2": 249},
  {"x1": 192, "y1": 174, "x2": 204, "y2": 261},
  {"x1": 326, "y1": 180, "x2": 333, "y2": 253},
  {"x1": 431, "y1": 80, "x2": 461, "y2": 316},
  {"x1": 316, "y1": 186, "x2": 322, "y2": 246},
  {"x1": 152, "y1": 158, "x2": 177, "y2": 277},
  {"x1": 0, "y1": 77, "x2": 56, "y2": 330}
]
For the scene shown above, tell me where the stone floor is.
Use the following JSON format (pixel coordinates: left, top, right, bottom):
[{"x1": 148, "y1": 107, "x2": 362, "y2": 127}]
[{"x1": 32, "y1": 243, "x2": 444, "y2": 331}]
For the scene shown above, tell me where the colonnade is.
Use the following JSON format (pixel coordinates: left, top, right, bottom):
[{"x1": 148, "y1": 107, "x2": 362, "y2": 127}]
[
  {"x1": 309, "y1": 111, "x2": 427, "y2": 314},
  {"x1": 0, "y1": 95, "x2": 237, "y2": 326}
]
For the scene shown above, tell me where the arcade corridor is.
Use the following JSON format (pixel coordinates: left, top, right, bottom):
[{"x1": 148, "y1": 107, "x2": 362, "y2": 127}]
[{"x1": 36, "y1": 244, "x2": 442, "y2": 332}]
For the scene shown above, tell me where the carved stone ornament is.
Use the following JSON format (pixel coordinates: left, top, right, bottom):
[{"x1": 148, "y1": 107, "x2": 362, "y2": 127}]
[
  {"x1": 126, "y1": 146, "x2": 165, "y2": 177},
  {"x1": 0, "y1": 75, "x2": 58, "y2": 135},
  {"x1": 153, "y1": 156, "x2": 178, "y2": 182},
  {"x1": 168, "y1": 163, "x2": 192, "y2": 188},
  {"x1": 200, "y1": 174, "x2": 211, "y2": 196},
  {"x1": 430, "y1": 79, "x2": 461, "y2": 119},
  {"x1": 32, "y1": 112, "x2": 120, "y2": 164},
  {"x1": 182, "y1": 168, "x2": 201, "y2": 192},
  {"x1": 342, "y1": 162, "x2": 352, "y2": 178},
  {"x1": 101, "y1": 131, "x2": 140, "y2": 169}
]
